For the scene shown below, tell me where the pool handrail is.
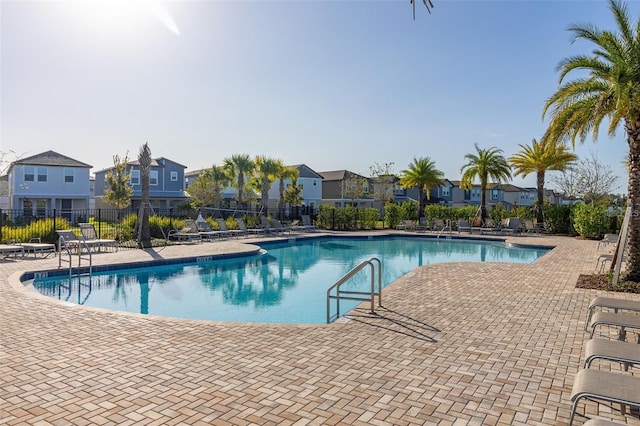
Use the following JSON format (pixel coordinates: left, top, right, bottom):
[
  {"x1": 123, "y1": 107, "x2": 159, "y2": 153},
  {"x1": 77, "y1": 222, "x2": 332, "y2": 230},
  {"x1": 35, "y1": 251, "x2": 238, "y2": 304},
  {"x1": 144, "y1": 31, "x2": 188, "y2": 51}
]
[{"x1": 326, "y1": 257, "x2": 382, "y2": 323}]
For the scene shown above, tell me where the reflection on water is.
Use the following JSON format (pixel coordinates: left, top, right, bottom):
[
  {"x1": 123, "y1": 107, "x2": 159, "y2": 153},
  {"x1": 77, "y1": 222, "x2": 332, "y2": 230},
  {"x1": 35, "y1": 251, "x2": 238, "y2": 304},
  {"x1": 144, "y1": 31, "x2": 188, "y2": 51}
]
[{"x1": 32, "y1": 237, "x2": 549, "y2": 324}]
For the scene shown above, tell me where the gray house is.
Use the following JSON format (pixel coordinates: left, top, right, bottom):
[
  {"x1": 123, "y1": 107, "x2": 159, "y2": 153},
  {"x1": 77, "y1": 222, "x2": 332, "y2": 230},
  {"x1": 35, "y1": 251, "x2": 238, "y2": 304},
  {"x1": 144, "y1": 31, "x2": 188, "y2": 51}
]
[{"x1": 94, "y1": 157, "x2": 189, "y2": 212}]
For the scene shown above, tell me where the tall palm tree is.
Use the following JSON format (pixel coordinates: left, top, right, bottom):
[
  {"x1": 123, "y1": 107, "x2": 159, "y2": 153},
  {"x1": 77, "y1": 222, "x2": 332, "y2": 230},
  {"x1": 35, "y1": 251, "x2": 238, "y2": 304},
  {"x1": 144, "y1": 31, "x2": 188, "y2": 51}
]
[
  {"x1": 460, "y1": 144, "x2": 512, "y2": 222},
  {"x1": 255, "y1": 155, "x2": 281, "y2": 215},
  {"x1": 508, "y1": 138, "x2": 577, "y2": 224},
  {"x1": 399, "y1": 157, "x2": 444, "y2": 219},
  {"x1": 203, "y1": 164, "x2": 231, "y2": 210},
  {"x1": 275, "y1": 162, "x2": 299, "y2": 220},
  {"x1": 223, "y1": 154, "x2": 255, "y2": 210},
  {"x1": 542, "y1": 0, "x2": 640, "y2": 280},
  {"x1": 137, "y1": 142, "x2": 152, "y2": 249}
]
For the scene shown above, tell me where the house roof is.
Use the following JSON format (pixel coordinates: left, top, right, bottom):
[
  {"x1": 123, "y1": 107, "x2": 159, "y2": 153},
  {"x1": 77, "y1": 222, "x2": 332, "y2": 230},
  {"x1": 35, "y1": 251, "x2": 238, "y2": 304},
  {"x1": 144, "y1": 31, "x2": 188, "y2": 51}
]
[
  {"x1": 318, "y1": 170, "x2": 367, "y2": 181},
  {"x1": 11, "y1": 150, "x2": 92, "y2": 169},
  {"x1": 94, "y1": 157, "x2": 182, "y2": 174},
  {"x1": 290, "y1": 164, "x2": 323, "y2": 179}
]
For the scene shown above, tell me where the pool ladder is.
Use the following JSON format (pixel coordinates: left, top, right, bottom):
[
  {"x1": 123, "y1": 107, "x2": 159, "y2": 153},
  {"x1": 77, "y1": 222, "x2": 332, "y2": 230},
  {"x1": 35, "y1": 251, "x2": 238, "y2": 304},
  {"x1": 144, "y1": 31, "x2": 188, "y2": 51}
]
[
  {"x1": 326, "y1": 257, "x2": 382, "y2": 323},
  {"x1": 58, "y1": 235, "x2": 92, "y2": 278}
]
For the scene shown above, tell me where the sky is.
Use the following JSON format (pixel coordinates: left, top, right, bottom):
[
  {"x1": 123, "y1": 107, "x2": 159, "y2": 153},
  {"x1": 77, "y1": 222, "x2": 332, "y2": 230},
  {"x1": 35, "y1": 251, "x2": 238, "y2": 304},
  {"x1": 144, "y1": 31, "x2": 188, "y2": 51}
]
[{"x1": 0, "y1": 0, "x2": 632, "y2": 194}]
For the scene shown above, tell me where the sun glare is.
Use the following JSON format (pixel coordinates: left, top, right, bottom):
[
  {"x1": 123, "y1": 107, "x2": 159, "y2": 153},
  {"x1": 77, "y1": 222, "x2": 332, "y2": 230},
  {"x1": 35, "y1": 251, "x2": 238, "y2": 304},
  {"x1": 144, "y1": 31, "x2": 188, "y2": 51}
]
[{"x1": 65, "y1": 0, "x2": 179, "y2": 37}]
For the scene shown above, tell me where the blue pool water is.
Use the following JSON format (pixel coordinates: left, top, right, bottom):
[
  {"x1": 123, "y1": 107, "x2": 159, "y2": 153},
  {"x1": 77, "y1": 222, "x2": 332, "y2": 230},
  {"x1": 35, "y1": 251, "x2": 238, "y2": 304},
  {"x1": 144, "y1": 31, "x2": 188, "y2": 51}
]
[{"x1": 31, "y1": 236, "x2": 550, "y2": 324}]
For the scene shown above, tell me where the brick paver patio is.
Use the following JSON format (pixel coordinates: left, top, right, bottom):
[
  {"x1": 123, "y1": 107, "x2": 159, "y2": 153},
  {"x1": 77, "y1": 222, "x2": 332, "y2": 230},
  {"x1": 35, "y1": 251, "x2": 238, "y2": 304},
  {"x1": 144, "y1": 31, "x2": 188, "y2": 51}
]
[{"x1": 1, "y1": 232, "x2": 640, "y2": 425}]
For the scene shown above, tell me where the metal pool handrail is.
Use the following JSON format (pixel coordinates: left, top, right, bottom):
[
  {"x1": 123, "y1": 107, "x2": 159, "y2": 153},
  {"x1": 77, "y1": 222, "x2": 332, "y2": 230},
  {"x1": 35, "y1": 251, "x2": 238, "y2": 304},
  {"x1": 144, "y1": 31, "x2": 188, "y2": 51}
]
[{"x1": 326, "y1": 257, "x2": 382, "y2": 323}]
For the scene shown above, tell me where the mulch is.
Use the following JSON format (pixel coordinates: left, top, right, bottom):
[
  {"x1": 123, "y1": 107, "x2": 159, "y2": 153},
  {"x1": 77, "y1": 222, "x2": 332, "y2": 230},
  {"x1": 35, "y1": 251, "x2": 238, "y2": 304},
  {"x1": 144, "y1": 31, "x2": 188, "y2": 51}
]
[{"x1": 576, "y1": 274, "x2": 640, "y2": 293}]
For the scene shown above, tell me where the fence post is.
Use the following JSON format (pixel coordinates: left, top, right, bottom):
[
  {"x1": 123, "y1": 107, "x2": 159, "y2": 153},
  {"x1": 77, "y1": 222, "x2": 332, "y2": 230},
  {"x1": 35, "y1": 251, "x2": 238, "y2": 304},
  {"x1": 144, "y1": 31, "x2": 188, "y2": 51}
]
[
  {"x1": 0, "y1": 209, "x2": 3, "y2": 242},
  {"x1": 98, "y1": 209, "x2": 102, "y2": 238},
  {"x1": 53, "y1": 209, "x2": 56, "y2": 237},
  {"x1": 169, "y1": 207, "x2": 173, "y2": 231}
]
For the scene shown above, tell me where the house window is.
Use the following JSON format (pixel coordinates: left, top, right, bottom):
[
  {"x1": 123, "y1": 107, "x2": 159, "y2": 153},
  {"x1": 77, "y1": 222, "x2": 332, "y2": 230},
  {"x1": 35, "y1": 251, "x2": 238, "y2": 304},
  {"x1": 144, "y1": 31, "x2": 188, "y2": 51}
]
[
  {"x1": 363, "y1": 182, "x2": 369, "y2": 193},
  {"x1": 150, "y1": 170, "x2": 158, "y2": 186},
  {"x1": 61, "y1": 199, "x2": 72, "y2": 210},
  {"x1": 464, "y1": 190, "x2": 471, "y2": 200},
  {"x1": 36, "y1": 199, "x2": 46, "y2": 217},
  {"x1": 24, "y1": 167, "x2": 34, "y2": 182},
  {"x1": 23, "y1": 198, "x2": 33, "y2": 216},
  {"x1": 491, "y1": 189, "x2": 499, "y2": 200},
  {"x1": 64, "y1": 168, "x2": 74, "y2": 183},
  {"x1": 37, "y1": 167, "x2": 47, "y2": 182},
  {"x1": 441, "y1": 187, "x2": 450, "y2": 197},
  {"x1": 130, "y1": 170, "x2": 140, "y2": 185},
  {"x1": 170, "y1": 171, "x2": 178, "y2": 181}
]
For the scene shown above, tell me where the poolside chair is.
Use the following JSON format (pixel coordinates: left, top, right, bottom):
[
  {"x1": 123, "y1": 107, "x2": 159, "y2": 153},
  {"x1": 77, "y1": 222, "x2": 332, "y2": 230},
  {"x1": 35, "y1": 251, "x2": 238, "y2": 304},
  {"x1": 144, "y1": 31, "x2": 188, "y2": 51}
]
[
  {"x1": 568, "y1": 369, "x2": 640, "y2": 425},
  {"x1": 598, "y1": 233, "x2": 619, "y2": 250},
  {"x1": 456, "y1": 219, "x2": 472, "y2": 233},
  {"x1": 167, "y1": 220, "x2": 202, "y2": 243},
  {"x1": 588, "y1": 311, "x2": 640, "y2": 340},
  {"x1": 235, "y1": 217, "x2": 266, "y2": 237},
  {"x1": 431, "y1": 218, "x2": 445, "y2": 232},
  {"x1": 215, "y1": 218, "x2": 245, "y2": 238},
  {"x1": 79, "y1": 223, "x2": 118, "y2": 252},
  {"x1": 21, "y1": 237, "x2": 56, "y2": 258},
  {"x1": 301, "y1": 215, "x2": 318, "y2": 232},
  {"x1": 523, "y1": 219, "x2": 537, "y2": 233},
  {"x1": 260, "y1": 216, "x2": 285, "y2": 235},
  {"x1": 271, "y1": 218, "x2": 292, "y2": 234},
  {"x1": 395, "y1": 219, "x2": 413, "y2": 231},
  {"x1": 585, "y1": 296, "x2": 640, "y2": 331},
  {"x1": 198, "y1": 219, "x2": 231, "y2": 240},
  {"x1": 501, "y1": 217, "x2": 522, "y2": 234},
  {"x1": 0, "y1": 243, "x2": 24, "y2": 259},
  {"x1": 584, "y1": 338, "x2": 640, "y2": 371}
]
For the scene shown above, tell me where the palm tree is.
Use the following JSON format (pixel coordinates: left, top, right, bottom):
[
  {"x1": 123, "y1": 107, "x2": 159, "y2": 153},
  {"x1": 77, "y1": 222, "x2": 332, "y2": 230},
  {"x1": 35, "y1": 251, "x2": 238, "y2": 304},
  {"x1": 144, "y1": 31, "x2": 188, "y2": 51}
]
[
  {"x1": 460, "y1": 144, "x2": 512, "y2": 222},
  {"x1": 203, "y1": 164, "x2": 230, "y2": 210},
  {"x1": 508, "y1": 138, "x2": 577, "y2": 224},
  {"x1": 223, "y1": 154, "x2": 255, "y2": 210},
  {"x1": 542, "y1": 0, "x2": 640, "y2": 280},
  {"x1": 137, "y1": 142, "x2": 152, "y2": 249},
  {"x1": 255, "y1": 155, "x2": 281, "y2": 215},
  {"x1": 275, "y1": 162, "x2": 299, "y2": 220},
  {"x1": 399, "y1": 157, "x2": 444, "y2": 219}
]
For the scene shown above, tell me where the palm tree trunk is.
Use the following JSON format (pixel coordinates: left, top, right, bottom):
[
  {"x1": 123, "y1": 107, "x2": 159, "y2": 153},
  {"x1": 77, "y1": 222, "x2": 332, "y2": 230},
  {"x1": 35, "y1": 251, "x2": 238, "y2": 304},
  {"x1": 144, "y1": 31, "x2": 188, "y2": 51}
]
[
  {"x1": 536, "y1": 171, "x2": 545, "y2": 224},
  {"x1": 480, "y1": 180, "x2": 487, "y2": 222},
  {"x1": 626, "y1": 121, "x2": 640, "y2": 281},
  {"x1": 418, "y1": 188, "x2": 424, "y2": 218}
]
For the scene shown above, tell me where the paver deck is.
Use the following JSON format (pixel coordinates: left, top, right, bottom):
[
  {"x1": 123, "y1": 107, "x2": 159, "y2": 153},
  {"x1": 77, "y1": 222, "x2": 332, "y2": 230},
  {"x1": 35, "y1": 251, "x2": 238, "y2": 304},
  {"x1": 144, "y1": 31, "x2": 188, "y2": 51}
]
[{"x1": 2, "y1": 232, "x2": 640, "y2": 425}]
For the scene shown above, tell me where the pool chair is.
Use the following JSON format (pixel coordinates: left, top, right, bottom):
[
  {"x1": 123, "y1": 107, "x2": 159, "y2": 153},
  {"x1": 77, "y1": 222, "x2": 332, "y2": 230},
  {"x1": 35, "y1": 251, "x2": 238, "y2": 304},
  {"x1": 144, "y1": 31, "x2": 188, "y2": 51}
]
[
  {"x1": 301, "y1": 215, "x2": 319, "y2": 232},
  {"x1": 270, "y1": 219, "x2": 292, "y2": 234},
  {"x1": 0, "y1": 243, "x2": 24, "y2": 259},
  {"x1": 21, "y1": 237, "x2": 56, "y2": 258},
  {"x1": 588, "y1": 311, "x2": 640, "y2": 340},
  {"x1": 598, "y1": 233, "x2": 619, "y2": 250},
  {"x1": 585, "y1": 296, "x2": 640, "y2": 331},
  {"x1": 167, "y1": 221, "x2": 202, "y2": 244},
  {"x1": 79, "y1": 223, "x2": 118, "y2": 252},
  {"x1": 260, "y1": 216, "x2": 284, "y2": 235},
  {"x1": 215, "y1": 218, "x2": 245, "y2": 239},
  {"x1": 456, "y1": 219, "x2": 472, "y2": 233},
  {"x1": 501, "y1": 217, "x2": 522, "y2": 234},
  {"x1": 235, "y1": 218, "x2": 266, "y2": 237},
  {"x1": 197, "y1": 219, "x2": 231, "y2": 240},
  {"x1": 568, "y1": 369, "x2": 640, "y2": 425},
  {"x1": 584, "y1": 338, "x2": 640, "y2": 371}
]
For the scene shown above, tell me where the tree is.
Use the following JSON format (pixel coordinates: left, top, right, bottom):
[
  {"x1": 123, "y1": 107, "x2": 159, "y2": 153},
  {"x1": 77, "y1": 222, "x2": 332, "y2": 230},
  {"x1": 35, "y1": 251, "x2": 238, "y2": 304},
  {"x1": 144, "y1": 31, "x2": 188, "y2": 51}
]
[
  {"x1": 207, "y1": 164, "x2": 231, "y2": 210},
  {"x1": 410, "y1": 0, "x2": 434, "y2": 20},
  {"x1": 508, "y1": 138, "x2": 577, "y2": 223},
  {"x1": 275, "y1": 162, "x2": 299, "y2": 220},
  {"x1": 342, "y1": 173, "x2": 369, "y2": 206},
  {"x1": 399, "y1": 157, "x2": 444, "y2": 219},
  {"x1": 542, "y1": 0, "x2": 640, "y2": 279},
  {"x1": 551, "y1": 153, "x2": 619, "y2": 205},
  {"x1": 137, "y1": 143, "x2": 152, "y2": 249},
  {"x1": 223, "y1": 154, "x2": 255, "y2": 210},
  {"x1": 255, "y1": 155, "x2": 280, "y2": 215},
  {"x1": 369, "y1": 162, "x2": 396, "y2": 211},
  {"x1": 103, "y1": 153, "x2": 134, "y2": 211},
  {"x1": 460, "y1": 144, "x2": 512, "y2": 222},
  {"x1": 187, "y1": 173, "x2": 216, "y2": 210}
]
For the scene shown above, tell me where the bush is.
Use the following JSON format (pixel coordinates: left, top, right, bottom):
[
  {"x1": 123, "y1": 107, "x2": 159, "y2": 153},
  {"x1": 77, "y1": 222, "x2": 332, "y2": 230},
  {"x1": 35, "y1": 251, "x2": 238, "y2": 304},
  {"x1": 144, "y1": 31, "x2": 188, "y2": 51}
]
[
  {"x1": 571, "y1": 203, "x2": 610, "y2": 239},
  {"x1": 543, "y1": 204, "x2": 573, "y2": 234},
  {"x1": 384, "y1": 203, "x2": 402, "y2": 228}
]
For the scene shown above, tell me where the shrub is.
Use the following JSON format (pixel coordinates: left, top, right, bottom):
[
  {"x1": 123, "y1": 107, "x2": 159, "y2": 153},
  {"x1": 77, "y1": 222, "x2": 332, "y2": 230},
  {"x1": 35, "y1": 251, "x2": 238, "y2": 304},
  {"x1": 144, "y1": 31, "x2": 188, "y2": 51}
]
[
  {"x1": 543, "y1": 205, "x2": 573, "y2": 234},
  {"x1": 384, "y1": 203, "x2": 402, "y2": 228},
  {"x1": 361, "y1": 208, "x2": 380, "y2": 230},
  {"x1": 571, "y1": 203, "x2": 610, "y2": 239}
]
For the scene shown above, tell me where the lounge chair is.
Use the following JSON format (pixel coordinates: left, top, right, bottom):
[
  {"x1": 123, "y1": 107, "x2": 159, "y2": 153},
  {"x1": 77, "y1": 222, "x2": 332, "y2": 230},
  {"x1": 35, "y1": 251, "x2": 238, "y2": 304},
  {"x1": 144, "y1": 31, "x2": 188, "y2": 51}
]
[
  {"x1": 215, "y1": 218, "x2": 245, "y2": 238},
  {"x1": 271, "y1": 219, "x2": 292, "y2": 234},
  {"x1": 568, "y1": 369, "x2": 640, "y2": 425},
  {"x1": 584, "y1": 338, "x2": 640, "y2": 370},
  {"x1": 501, "y1": 217, "x2": 522, "y2": 234},
  {"x1": 598, "y1": 234, "x2": 619, "y2": 250},
  {"x1": 301, "y1": 215, "x2": 318, "y2": 232},
  {"x1": 235, "y1": 218, "x2": 266, "y2": 237},
  {"x1": 523, "y1": 219, "x2": 537, "y2": 233},
  {"x1": 585, "y1": 296, "x2": 640, "y2": 331},
  {"x1": 0, "y1": 243, "x2": 24, "y2": 259},
  {"x1": 198, "y1": 219, "x2": 231, "y2": 240},
  {"x1": 431, "y1": 218, "x2": 445, "y2": 232},
  {"x1": 167, "y1": 220, "x2": 202, "y2": 243},
  {"x1": 79, "y1": 223, "x2": 118, "y2": 252},
  {"x1": 456, "y1": 219, "x2": 472, "y2": 233},
  {"x1": 260, "y1": 216, "x2": 284, "y2": 235},
  {"x1": 395, "y1": 219, "x2": 413, "y2": 231},
  {"x1": 588, "y1": 311, "x2": 640, "y2": 340},
  {"x1": 21, "y1": 237, "x2": 56, "y2": 258}
]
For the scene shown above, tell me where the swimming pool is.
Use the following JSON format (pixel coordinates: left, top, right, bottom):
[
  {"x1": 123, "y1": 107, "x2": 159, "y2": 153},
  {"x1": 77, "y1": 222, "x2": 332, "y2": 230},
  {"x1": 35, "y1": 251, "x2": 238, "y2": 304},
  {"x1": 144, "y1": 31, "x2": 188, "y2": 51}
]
[{"x1": 31, "y1": 236, "x2": 550, "y2": 324}]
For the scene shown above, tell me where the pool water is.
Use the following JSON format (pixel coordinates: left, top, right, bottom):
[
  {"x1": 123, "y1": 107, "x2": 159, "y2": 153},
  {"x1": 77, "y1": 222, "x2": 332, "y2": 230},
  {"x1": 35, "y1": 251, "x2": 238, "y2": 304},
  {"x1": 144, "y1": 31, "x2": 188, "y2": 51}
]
[{"x1": 31, "y1": 236, "x2": 549, "y2": 324}]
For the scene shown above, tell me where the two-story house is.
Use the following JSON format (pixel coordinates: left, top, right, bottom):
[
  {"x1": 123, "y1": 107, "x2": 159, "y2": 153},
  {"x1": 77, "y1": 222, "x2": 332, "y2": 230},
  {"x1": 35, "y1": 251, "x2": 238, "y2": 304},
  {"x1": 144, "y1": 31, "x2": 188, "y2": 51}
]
[
  {"x1": 319, "y1": 170, "x2": 373, "y2": 208},
  {"x1": 6, "y1": 150, "x2": 92, "y2": 220},
  {"x1": 266, "y1": 164, "x2": 323, "y2": 214},
  {"x1": 94, "y1": 157, "x2": 189, "y2": 212}
]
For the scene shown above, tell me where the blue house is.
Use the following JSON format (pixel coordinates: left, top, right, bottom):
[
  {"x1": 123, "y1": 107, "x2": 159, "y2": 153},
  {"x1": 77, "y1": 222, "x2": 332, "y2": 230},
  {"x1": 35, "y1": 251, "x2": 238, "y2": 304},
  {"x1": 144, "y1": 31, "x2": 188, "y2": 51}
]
[{"x1": 94, "y1": 157, "x2": 189, "y2": 212}]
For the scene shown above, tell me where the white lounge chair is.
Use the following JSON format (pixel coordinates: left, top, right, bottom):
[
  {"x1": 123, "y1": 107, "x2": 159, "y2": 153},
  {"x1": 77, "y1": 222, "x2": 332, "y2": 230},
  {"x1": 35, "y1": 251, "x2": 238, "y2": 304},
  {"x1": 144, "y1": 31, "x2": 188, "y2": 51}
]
[
  {"x1": 584, "y1": 296, "x2": 640, "y2": 331},
  {"x1": 79, "y1": 223, "x2": 118, "y2": 252}
]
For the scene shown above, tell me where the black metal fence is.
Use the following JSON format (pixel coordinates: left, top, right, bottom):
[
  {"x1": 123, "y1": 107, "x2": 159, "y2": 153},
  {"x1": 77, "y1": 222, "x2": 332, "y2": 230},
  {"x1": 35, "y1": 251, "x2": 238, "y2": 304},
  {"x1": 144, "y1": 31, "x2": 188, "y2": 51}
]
[{"x1": 0, "y1": 205, "x2": 318, "y2": 244}]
